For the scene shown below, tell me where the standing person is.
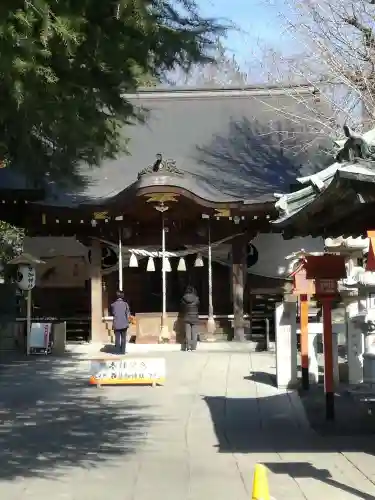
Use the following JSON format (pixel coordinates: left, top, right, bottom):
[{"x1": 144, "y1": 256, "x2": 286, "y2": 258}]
[
  {"x1": 111, "y1": 290, "x2": 130, "y2": 354},
  {"x1": 181, "y1": 285, "x2": 200, "y2": 351}
]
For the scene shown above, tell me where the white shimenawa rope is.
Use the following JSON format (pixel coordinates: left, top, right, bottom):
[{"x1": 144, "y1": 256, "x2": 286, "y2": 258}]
[{"x1": 127, "y1": 232, "x2": 244, "y2": 258}]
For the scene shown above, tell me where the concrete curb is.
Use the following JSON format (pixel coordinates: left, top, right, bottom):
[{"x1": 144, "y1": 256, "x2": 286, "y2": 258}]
[{"x1": 65, "y1": 341, "x2": 263, "y2": 356}]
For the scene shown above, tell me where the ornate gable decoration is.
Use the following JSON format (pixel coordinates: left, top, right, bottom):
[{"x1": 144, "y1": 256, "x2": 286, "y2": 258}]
[
  {"x1": 215, "y1": 208, "x2": 230, "y2": 218},
  {"x1": 335, "y1": 125, "x2": 375, "y2": 163},
  {"x1": 145, "y1": 193, "x2": 179, "y2": 204},
  {"x1": 138, "y1": 154, "x2": 184, "y2": 179}
]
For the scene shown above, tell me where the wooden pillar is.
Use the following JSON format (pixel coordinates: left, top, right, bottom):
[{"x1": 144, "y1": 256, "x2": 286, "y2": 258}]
[
  {"x1": 232, "y1": 235, "x2": 247, "y2": 341},
  {"x1": 90, "y1": 239, "x2": 104, "y2": 342},
  {"x1": 300, "y1": 294, "x2": 309, "y2": 390},
  {"x1": 248, "y1": 284, "x2": 253, "y2": 337},
  {"x1": 102, "y1": 276, "x2": 109, "y2": 317}
]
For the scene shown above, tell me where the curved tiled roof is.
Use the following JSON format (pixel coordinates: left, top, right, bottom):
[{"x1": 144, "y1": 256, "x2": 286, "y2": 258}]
[
  {"x1": 0, "y1": 85, "x2": 331, "y2": 208},
  {"x1": 274, "y1": 160, "x2": 375, "y2": 227},
  {"x1": 273, "y1": 125, "x2": 375, "y2": 228}
]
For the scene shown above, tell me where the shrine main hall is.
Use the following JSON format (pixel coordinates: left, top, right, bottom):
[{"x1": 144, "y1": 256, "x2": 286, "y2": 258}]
[{"x1": 0, "y1": 85, "x2": 327, "y2": 344}]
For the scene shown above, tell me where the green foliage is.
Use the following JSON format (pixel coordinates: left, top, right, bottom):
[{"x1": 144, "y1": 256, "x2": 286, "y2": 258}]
[
  {"x1": 0, "y1": 221, "x2": 23, "y2": 266},
  {"x1": 0, "y1": 0, "x2": 224, "y2": 187}
]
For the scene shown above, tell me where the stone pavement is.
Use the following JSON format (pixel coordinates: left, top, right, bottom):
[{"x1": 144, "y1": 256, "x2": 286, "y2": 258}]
[{"x1": 1, "y1": 348, "x2": 375, "y2": 499}]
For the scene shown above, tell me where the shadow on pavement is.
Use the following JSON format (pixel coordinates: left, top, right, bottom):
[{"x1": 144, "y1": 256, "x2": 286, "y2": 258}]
[
  {"x1": 244, "y1": 372, "x2": 277, "y2": 388},
  {"x1": 0, "y1": 353, "x2": 151, "y2": 481},
  {"x1": 266, "y1": 462, "x2": 375, "y2": 500},
  {"x1": 298, "y1": 385, "x2": 375, "y2": 437},
  {"x1": 100, "y1": 344, "x2": 119, "y2": 354},
  {"x1": 204, "y1": 392, "x2": 375, "y2": 500},
  {"x1": 244, "y1": 371, "x2": 375, "y2": 435},
  {"x1": 204, "y1": 393, "x2": 375, "y2": 453}
]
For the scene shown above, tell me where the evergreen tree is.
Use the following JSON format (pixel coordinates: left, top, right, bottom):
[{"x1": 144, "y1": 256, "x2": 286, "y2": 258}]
[{"x1": 0, "y1": 0, "x2": 224, "y2": 187}]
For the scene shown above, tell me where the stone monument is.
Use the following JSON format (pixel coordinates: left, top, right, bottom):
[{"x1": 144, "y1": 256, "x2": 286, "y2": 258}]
[{"x1": 327, "y1": 236, "x2": 375, "y2": 385}]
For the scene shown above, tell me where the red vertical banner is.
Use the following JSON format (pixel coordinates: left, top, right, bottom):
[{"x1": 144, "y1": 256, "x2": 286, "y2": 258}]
[
  {"x1": 304, "y1": 254, "x2": 345, "y2": 421},
  {"x1": 366, "y1": 231, "x2": 375, "y2": 271}
]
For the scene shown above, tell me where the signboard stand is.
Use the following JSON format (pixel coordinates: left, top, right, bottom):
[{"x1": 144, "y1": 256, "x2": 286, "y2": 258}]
[
  {"x1": 89, "y1": 357, "x2": 166, "y2": 387},
  {"x1": 314, "y1": 277, "x2": 341, "y2": 420},
  {"x1": 305, "y1": 256, "x2": 346, "y2": 421},
  {"x1": 29, "y1": 322, "x2": 53, "y2": 355}
]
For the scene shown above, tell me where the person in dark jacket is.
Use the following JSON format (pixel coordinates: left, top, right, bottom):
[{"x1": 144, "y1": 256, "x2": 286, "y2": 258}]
[
  {"x1": 111, "y1": 290, "x2": 130, "y2": 354},
  {"x1": 181, "y1": 286, "x2": 200, "y2": 351}
]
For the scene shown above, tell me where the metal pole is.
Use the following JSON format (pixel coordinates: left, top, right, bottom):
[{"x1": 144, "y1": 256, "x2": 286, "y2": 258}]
[
  {"x1": 207, "y1": 220, "x2": 215, "y2": 335},
  {"x1": 26, "y1": 289, "x2": 32, "y2": 355},
  {"x1": 208, "y1": 222, "x2": 213, "y2": 317},
  {"x1": 265, "y1": 317, "x2": 270, "y2": 351},
  {"x1": 161, "y1": 213, "x2": 166, "y2": 324},
  {"x1": 154, "y1": 203, "x2": 169, "y2": 340},
  {"x1": 118, "y1": 227, "x2": 123, "y2": 291}
]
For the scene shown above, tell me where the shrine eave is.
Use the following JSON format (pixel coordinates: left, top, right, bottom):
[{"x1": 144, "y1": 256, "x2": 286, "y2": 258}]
[
  {"x1": 106, "y1": 171, "x2": 249, "y2": 208},
  {"x1": 26, "y1": 171, "x2": 277, "y2": 214},
  {"x1": 272, "y1": 167, "x2": 375, "y2": 239},
  {"x1": 0, "y1": 84, "x2": 329, "y2": 218},
  {"x1": 0, "y1": 169, "x2": 278, "y2": 233}
]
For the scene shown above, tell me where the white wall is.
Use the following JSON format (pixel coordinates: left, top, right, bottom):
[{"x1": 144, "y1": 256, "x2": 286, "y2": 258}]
[
  {"x1": 24, "y1": 237, "x2": 88, "y2": 258},
  {"x1": 249, "y1": 234, "x2": 324, "y2": 278}
]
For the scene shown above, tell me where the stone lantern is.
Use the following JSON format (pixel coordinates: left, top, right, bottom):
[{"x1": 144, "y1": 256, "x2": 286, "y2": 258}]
[
  {"x1": 326, "y1": 236, "x2": 375, "y2": 385},
  {"x1": 347, "y1": 272, "x2": 375, "y2": 386},
  {"x1": 8, "y1": 252, "x2": 45, "y2": 355}
]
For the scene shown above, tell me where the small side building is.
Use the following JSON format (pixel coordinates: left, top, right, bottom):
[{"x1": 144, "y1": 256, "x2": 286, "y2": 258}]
[{"x1": 273, "y1": 126, "x2": 375, "y2": 238}]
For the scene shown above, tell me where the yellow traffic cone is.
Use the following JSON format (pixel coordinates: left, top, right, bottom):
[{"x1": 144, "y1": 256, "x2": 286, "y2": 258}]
[{"x1": 252, "y1": 464, "x2": 270, "y2": 500}]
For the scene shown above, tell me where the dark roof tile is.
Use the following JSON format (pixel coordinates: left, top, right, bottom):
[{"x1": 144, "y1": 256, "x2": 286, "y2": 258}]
[{"x1": 1, "y1": 86, "x2": 332, "y2": 207}]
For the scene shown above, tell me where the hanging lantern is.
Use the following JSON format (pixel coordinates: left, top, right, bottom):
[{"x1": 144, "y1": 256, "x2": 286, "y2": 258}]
[
  {"x1": 194, "y1": 253, "x2": 204, "y2": 267},
  {"x1": 177, "y1": 257, "x2": 186, "y2": 272},
  {"x1": 129, "y1": 253, "x2": 138, "y2": 268},
  {"x1": 146, "y1": 257, "x2": 155, "y2": 272},
  {"x1": 163, "y1": 257, "x2": 172, "y2": 272},
  {"x1": 16, "y1": 265, "x2": 36, "y2": 290}
]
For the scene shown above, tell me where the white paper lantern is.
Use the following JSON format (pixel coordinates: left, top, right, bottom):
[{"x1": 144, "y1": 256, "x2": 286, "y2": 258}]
[
  {"x1": 146, "y1": 257, "x2": 155, "y2": 272},
  {"x1": 16, "y1": 264, "x2": 36, "y2": 290},
  {"x1": 129, "y1": 253, "x2": 138, "y2": 268},
  {"x1": 194, "y1": 253, "x2": 204, "y2": 267},
  {"x1": 163, "y1": 257, "x2": 172, "y2": 272},
  {"x1": 177, "y1": 257, "x2": 186, "y2": 272}
]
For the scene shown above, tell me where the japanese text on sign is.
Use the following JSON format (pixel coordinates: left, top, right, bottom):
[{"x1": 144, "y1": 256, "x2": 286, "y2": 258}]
[
  {"x1": 90, "y1": 357, "x2": 166, "y2": 385},
  {"x1": 315, "y1": 278, "x2": 337, "y2": 296},
  {"x1": 27, "y1": 266, "x2": 35, "y2": 288}
]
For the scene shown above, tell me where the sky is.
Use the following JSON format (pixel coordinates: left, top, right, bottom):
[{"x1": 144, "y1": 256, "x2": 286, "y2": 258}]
[{"x1": 198, "y1": 0, "x2": 293, "y2": 66}]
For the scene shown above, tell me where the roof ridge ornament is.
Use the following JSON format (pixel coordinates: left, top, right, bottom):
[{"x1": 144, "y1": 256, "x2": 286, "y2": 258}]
[
  {"x1": 273, "y1": 125, "x2": 375, "y2": 232},
  {"x1": 138, "y1": 154, "x2": 184, "y2": 179},
  {"x1": 295, "y1": 125, "x2": 375, "y2": 188},
  {"x1": 335, "y1": 125, "x2": 375, "y2": 164}
]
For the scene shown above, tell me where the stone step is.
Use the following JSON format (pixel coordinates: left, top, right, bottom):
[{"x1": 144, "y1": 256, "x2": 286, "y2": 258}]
[{"x1": 199, "y1": 333, "x2": 228, "y2": 342}]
